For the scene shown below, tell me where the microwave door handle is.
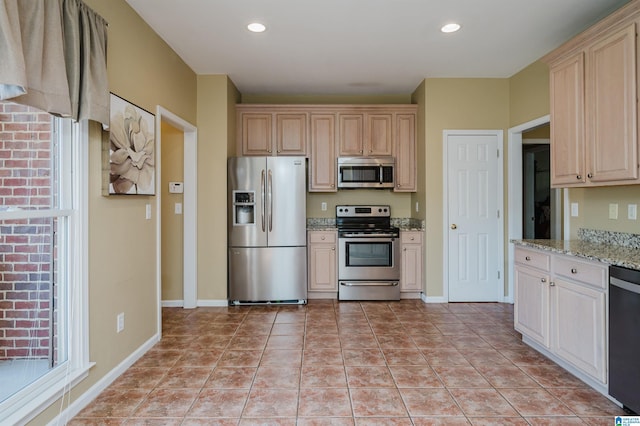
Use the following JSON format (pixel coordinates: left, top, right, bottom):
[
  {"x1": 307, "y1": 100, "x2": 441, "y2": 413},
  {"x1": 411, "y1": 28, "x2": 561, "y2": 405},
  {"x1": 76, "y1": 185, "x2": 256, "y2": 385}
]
[
  {"x1": 261, "y1": 169, "x2": 265, "y2": 232},
  {"x1": 268, "y1": 169, "x2": 273, "y2": 232}
]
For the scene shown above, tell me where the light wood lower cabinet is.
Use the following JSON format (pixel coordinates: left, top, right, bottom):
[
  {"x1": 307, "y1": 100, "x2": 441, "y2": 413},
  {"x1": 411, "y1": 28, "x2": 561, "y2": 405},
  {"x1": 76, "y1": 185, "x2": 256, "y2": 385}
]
[
  {"x1": 514, "y1": 246, "x2": 607, "y2": 387},
  {"x1": 307, "y1": 231, "x2": 337, "y2": 293},
  {"x1": 400, "y1": 231, "x2": 423, "y2": 292}
]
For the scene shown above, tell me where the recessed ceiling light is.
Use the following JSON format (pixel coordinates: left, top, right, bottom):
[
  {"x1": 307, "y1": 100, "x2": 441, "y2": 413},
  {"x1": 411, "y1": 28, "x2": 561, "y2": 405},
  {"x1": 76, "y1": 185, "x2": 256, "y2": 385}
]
[
  {"x1": 247, "y1": 22, "x2": 266, "y2": 33},
  {"x1": 441, "y1": 23, "x2": 461, "y2": 33}
]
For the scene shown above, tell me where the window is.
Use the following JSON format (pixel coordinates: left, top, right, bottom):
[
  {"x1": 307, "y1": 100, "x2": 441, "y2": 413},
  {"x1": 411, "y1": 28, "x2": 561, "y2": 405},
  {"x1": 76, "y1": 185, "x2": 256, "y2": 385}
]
[{"x1": 0, "y1": 101, "x2": 90, "y2": 424}]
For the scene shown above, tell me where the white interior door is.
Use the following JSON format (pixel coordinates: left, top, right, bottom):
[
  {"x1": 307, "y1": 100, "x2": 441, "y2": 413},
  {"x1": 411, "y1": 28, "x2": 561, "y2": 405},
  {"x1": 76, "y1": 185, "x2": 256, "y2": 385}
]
[{"x1": 445, "y1": 131, "x2": 502, "y2": 302}]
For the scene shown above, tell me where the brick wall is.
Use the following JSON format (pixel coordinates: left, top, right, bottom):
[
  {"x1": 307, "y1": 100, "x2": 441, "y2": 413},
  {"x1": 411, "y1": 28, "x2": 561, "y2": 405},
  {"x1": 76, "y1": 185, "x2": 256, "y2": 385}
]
[{"x1": 0, "y1": 101, "x2": 55, "y2": 361}]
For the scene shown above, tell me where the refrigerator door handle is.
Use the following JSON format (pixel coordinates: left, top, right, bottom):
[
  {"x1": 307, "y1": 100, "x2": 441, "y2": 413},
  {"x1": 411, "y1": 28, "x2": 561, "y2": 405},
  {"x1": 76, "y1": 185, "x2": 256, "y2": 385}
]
[
  {"x1": 261, "y1": 169, "x2": 266, "y2": 232},
  {"x1": 268, "y1": 169, "x2": 273, "y2": 232}
]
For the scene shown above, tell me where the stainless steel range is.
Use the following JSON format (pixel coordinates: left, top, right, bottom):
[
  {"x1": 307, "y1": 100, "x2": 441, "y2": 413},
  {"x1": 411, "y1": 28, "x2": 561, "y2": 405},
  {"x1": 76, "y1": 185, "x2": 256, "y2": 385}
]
[{"x1": 336, "y1": 205, "x2": 401, "y2": 301}]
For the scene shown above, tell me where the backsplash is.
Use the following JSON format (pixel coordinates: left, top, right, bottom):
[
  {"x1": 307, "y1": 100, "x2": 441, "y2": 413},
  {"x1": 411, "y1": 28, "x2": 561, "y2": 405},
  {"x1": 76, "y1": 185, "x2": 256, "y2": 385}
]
[
  {"x1": 391, "y1": 218, "x2": 425, "y2": 230},
  {"x1": 578, "y1": 228, "x2": 640, "y2": 249}
]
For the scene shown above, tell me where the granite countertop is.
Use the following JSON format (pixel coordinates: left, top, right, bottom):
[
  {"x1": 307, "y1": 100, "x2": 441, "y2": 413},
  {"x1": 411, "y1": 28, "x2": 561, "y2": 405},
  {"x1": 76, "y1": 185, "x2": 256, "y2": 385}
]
[{"x1": 513, "y1": 238, "x2": 640, "y2": 271}]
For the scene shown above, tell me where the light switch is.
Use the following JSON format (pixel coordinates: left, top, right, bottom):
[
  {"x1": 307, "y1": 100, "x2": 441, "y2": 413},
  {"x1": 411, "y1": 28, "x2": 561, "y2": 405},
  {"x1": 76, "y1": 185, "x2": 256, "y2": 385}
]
[
  {"x1": 571, "y1": 202, "x2": 579, "y2": 217},
  {"x1": 175, "y1": 202, "x2": 183, "y2": 215},
  {"x1": 609, "y1": 203, "x2": 618, "y2": 220},
  {"x1": 629, "y1": 204, "x2": 637, "y2": 220},
  {"x1": 145, "y1": 203, "x2": 152, "y2": 220},
  {"x1": 321, "y1": 202, "x2": 327, "y2": 211}
]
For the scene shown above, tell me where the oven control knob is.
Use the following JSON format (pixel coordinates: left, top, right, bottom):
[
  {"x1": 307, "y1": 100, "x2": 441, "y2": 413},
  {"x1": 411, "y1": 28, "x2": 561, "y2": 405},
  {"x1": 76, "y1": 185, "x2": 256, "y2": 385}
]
[{"x1": 378, "y1": 208, "x2": 382, "y2": 213}]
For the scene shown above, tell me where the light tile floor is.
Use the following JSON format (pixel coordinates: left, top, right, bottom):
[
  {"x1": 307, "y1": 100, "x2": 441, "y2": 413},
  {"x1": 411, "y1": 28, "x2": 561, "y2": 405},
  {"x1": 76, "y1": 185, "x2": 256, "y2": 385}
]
[{"x1": 70, "y1": 300, "x2": 625, "y2": 425}]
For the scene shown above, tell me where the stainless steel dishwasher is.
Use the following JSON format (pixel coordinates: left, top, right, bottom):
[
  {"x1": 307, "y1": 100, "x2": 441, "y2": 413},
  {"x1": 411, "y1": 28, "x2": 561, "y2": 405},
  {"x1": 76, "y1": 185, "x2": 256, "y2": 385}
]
[{"x1": 609, "y1": 265, "x2": 640, "y2": 414}]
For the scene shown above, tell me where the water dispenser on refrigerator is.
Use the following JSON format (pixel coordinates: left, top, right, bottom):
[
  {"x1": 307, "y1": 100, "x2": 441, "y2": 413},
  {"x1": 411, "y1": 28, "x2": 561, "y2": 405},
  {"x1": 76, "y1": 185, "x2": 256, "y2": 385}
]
[{"x1": 233, "y1": 191, "x2": 255, "y2": 225}]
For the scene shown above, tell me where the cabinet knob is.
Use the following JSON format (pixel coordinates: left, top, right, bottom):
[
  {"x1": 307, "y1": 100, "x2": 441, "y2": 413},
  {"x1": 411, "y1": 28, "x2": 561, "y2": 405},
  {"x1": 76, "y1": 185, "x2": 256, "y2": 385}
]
[
  {"x1": 550, "y1": 281, "x2": 556, "y2": 286},
  {"x1": 397, "y1": 184, "x2": 401, "y2": 188},
  {"x1": 541, "y1": 278, "x2": 546, "y2": 283},
  {"x1": 360, "y1": 150, "x2": 363, "y2": 154},
  {"x1": 403, "y1": 248, "x2": 407, "y2": 251},
  {"x1": 320, "y1": 236, "x2": 325, "y2": 240},
  {"x1": 577, "y1": 175, "x2": 582, "y2": 180},
  {"x1": 331, "y1": 247, "x2": 335, "y2": 251},
  {"x1": 571, "y1": 268, "x2": 577, "y2": 274},
  {"x1": 410, "y1": 236, "x2": 414, "y2": 241},
  {"x1": 525, "y1": 256, "x2": 531, "y2": 261},
  {"x1": 277, "y1": 149, "x2": 281, "y2": 153},
  {"x1": 331, "y1": 184, "x2": 335, "y2": 188},
  {"x1": 587, "y1": 173, "x2": 593, "y2": 179}
]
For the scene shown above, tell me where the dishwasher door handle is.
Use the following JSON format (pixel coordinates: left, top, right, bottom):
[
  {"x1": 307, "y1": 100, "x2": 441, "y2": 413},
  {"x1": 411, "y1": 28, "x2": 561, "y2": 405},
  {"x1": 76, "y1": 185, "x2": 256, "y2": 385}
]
[{"x1": 611, "y1": 276, "x2": 640, "y2": 294}]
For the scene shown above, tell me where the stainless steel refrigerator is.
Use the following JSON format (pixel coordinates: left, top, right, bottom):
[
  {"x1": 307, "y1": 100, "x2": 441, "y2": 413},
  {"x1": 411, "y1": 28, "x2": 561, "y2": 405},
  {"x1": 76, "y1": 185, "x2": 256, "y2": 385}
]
[{"x1": 227, "y1": 156, "x2": 307, "y2": 304}]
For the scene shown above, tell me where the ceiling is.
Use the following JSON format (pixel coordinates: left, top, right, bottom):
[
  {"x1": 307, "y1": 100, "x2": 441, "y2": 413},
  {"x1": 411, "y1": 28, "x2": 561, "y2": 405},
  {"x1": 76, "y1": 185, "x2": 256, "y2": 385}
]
[{"x1": 125, "y1": 0, "x2": 629, "y2": 96}]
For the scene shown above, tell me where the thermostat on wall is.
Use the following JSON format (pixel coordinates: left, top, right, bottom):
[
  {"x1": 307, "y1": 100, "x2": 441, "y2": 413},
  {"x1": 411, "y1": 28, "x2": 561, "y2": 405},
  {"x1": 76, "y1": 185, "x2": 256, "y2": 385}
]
[{"x1": 168, "y1": 182, "x2": 184, "y2": 194}]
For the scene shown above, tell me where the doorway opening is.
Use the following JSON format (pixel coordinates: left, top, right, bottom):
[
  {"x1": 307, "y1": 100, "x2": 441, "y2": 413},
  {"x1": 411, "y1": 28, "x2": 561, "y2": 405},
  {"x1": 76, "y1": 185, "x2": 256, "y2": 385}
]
[{"x1": 521, "y1": 123, "x2": 561, "y2": 240}]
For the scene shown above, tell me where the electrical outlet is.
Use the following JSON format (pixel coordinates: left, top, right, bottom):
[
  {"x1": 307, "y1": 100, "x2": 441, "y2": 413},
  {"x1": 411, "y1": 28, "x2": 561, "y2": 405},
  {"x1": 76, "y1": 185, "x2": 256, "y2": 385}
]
[
  {"x1": 629, "y1": 204, "x2": 638, "y2": 220},
  {"x1": 175, "y1": 202, "x2": 182, "y2": 215},
  {"x1": 145, "y1": 204, "x2": 152, "y2": 220},
  {"x1": 415, "y1": 202, "x2": 419, "y2": 213},
  {"x1": 117, "y1": 312, "x2": 125, "y2": 333},
  {"x1": 609, "y1": 203, "x2": 619, "y2": 220},
  {"x1": 321, "y1": 202, "x2": 327, "y2": 211}
]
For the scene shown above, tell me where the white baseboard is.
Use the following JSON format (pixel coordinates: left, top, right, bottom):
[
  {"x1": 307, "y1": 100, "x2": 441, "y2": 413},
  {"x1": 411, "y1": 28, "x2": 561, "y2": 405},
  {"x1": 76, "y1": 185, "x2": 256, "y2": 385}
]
[
  {"x1": 197, "y1": 299, "x2": 229, "y2": 307},
  {"x1": 422, "y1": 294, "x2": 447, "y2": 303},
  {"x1": 48, "y1": 333, "x2": 160, "y2": 426},
  {"x1": 162, "y1": 300, "x2": 184, "y2": 307}
]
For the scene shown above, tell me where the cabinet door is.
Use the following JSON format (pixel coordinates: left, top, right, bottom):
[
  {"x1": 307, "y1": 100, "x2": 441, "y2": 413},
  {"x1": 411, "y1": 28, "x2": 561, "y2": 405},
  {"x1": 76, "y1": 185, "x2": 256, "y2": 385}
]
[
  {"x1": 394, "y1": 113, "x2": 416, "y2": 192},
  {"x1": 276, "y1": 113, "x2": 307, "y2": 155},
  {"x1": 587, "y1": 23, "x2": 638, "y2": 183},
  {"x1": 366, "y1": 113, "x2": 393, "y2": 156},
  {"x1": 552, "y1": 278, "x2": 606, "y2": 383},
  {"x1": 309, "y1": 114, "x2": 337, "y2": 192},
  {"x1": 308, "y1": 235, "x2": 337, "y2": 292},
  {"x1": 514, "y1": 265, "x2": 550, "y2": 348},
  {"x1": 401, "y1": 238, "x2": 422, "y2": 291},
  {"x1": 338, "y1": 114, "x2": 364, "y2": 156},
  {"x1": 550, "y1": 52, "x2": 585, "y2": 186},
  {"x1": 241, "y1": 113, "x2": 273, "y2": 156}
]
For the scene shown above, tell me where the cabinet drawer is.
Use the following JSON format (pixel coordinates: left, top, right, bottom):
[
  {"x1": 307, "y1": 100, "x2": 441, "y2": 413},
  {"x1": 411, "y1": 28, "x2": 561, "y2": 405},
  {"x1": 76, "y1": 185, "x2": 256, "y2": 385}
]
[
  {"x1": 515, "y1": 247, "x2": 551, "y2": 271},
  {"x1": 308, "y1": 231, "x2": 336, "y2": 244},
  {"x1": 401, "y1": 231, "x2": 423, "y2": 244},
  {"x1": 554, "y1": 255, "x2": 607, "y2": 289}
]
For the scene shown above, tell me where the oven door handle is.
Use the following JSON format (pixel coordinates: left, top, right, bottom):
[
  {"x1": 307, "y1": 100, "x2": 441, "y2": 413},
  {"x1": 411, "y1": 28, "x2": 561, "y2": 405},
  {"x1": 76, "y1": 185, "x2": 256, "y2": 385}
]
[
  {"x1": 339, "y1": 233, "x2": 398, "y2": 238},
  {"x1": 340, "y1": 282, "x2": 399, "y2": 287}
]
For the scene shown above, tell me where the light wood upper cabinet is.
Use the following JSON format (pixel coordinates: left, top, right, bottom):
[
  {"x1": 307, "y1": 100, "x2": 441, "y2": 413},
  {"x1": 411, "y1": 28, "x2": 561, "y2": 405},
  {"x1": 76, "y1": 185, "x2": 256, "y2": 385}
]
[
  {"x1": 338, "y1": 114, "x2": 364, "y2": 156},
  {"x1": 276, "y1": 113, "x2": 307, "y2": 155},
  {"x1": 338, "y1": 113, "x2": 393, "y2": 156},
  {"x1": 544, "y1": 9, "x2": 640, "y2": 187},
  {"x1": 309, "y1": 114, "x2": 337, "y2": 192},
  {"x1": 587, "y1": 23, "x2": 638, "y2": 183},
  {"x1": 550, "y1": 53, "x2": 585, "y2": 186},
  {"x1": 394, "y1": 113, "x2": 417, "y2": 191},
  {"x1": 237, "y1": 109, "x2": 307, "y2": 156},
  {"x1": 241, "y1": 113, "x2": 272, "y2": 156}
]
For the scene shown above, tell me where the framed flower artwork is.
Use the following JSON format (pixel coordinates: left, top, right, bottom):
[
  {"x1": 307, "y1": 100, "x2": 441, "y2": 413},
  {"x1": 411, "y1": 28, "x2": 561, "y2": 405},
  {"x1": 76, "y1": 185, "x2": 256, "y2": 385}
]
[{"x1": 104, "y1": 93, "x2": 155, "y2": 195}]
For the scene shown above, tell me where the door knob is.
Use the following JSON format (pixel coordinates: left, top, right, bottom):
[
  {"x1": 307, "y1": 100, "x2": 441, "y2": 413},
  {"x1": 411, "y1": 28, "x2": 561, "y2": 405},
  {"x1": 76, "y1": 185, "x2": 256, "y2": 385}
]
[{"x1": 450, "y1": 224, "x2": 457, "y2": 230}]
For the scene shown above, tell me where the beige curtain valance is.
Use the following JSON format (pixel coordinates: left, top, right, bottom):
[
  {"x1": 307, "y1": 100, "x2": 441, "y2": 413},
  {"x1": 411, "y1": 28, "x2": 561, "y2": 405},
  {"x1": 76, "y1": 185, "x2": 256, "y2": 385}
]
[{"x1": 0, "y1": 0, "x2": 109, "y2": 126}]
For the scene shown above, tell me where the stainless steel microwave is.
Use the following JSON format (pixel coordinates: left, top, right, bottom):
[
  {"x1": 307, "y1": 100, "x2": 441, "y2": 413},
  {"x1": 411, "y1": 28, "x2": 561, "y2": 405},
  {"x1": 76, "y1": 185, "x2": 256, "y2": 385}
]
[{"x1": 337, "y1": 157, "x2": 395, "y2": 189}]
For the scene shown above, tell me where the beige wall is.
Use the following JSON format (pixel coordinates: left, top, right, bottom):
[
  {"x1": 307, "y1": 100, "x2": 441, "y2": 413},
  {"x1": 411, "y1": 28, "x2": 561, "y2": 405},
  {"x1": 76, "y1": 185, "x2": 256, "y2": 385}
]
[
  {"x1": 307, "y1": 191, "x2": 411, "y2": 218},
  {"x1": 421, "y1": 78, "x2": 510, "y2": 298},
  {"x1": 30, "y1": 0, "x2": 197, "y2": 424},
  {"x1": 161, "y1": 122, "x2": 185, "y2": 301},
  {"x1": 196, "y1": 75, "x2": 240, "y2": 301},
  {"x1": 509, "y1": 61, "x2": 550, "y2": 128},
  {"x1": 569, "y1": 186, "x2": 640, "y2": 238}
]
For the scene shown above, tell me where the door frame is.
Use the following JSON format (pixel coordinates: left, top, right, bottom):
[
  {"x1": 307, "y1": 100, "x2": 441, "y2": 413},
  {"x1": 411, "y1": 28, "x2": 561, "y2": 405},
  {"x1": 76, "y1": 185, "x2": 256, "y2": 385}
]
[
  {"x1": 442, "y1": 129, "x2": 504, "y2": 302},
  {"x1": 155, "y1": 106, "x2": 198, "y2": 325},
  {"x1": 507, "y1": 115, "x2": 569, "y2": 303}
]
